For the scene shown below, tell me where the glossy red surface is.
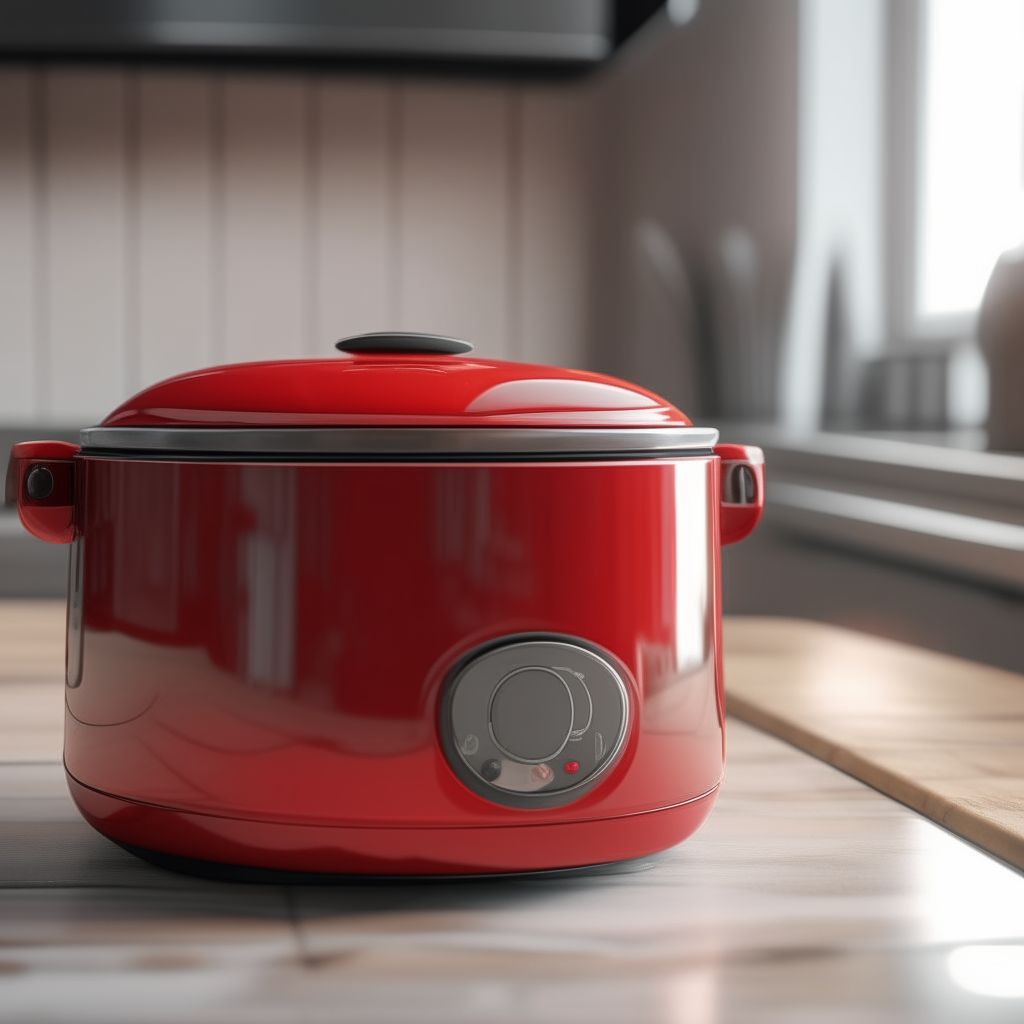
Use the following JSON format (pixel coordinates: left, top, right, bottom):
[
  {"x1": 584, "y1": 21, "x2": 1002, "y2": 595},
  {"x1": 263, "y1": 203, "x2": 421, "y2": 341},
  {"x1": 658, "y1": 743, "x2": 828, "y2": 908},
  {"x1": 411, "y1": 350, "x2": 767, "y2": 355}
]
[
  {"x1": 8, "y1": 340, "x2": 767, "y2": 873},
  {"x1": 100, "y1": 355, "x2": 691, "y2": 428},
  {"x1": 69, "y1": 774, "x2": 718, "y2": 876},
  {"x1": 5, "y1": 441, "x2": 81, "y2": 544},
  {"x1": 60, "y1": 456, "x2": 726, "y2": 871},
  {"x1": 716, "y1": 443, "x2": 765, "y2": 545}
]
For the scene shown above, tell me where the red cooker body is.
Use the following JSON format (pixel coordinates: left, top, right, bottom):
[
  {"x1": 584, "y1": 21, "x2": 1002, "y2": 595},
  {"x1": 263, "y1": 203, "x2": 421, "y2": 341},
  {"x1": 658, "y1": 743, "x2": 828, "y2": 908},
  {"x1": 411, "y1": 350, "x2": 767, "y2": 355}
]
[{"x1": 7, "y1": 348, "x2": 763, "y2": 876}]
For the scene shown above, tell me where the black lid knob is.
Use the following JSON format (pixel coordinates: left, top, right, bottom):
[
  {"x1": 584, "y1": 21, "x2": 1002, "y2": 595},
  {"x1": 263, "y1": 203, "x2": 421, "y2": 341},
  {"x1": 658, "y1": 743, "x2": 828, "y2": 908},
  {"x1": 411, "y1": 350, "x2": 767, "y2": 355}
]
[{"x1": 336, "y1": 332, "x2": 474, "y2": 355}]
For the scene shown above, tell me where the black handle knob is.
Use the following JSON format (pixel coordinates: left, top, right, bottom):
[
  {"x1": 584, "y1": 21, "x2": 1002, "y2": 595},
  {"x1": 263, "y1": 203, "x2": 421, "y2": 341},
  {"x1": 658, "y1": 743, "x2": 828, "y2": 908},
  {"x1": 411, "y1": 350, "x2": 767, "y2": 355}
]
[
  {"x1": 336, "y1": 332, "x2": 474, "y2": 355},
  {"x1": 26, "y1": 465, "x2": 54, "y2": 500},
  {"x1": 723, "y1": 464, "x2": 756, "y2": 505}
]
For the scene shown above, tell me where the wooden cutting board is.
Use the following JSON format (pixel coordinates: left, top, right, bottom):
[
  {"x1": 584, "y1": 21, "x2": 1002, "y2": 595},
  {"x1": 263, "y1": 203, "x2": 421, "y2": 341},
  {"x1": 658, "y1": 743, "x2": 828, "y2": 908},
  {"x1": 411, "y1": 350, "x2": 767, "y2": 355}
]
[{"x1": 724, "y1": 616, "x2": 1024, "y2": 872}]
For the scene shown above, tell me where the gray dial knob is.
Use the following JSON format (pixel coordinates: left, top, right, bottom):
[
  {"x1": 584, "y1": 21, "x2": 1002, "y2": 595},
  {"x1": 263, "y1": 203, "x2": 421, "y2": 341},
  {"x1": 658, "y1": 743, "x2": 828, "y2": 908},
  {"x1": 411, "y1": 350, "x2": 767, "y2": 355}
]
[{"x1": 490, "y1": 667, "x2": 574, "y2": 763}]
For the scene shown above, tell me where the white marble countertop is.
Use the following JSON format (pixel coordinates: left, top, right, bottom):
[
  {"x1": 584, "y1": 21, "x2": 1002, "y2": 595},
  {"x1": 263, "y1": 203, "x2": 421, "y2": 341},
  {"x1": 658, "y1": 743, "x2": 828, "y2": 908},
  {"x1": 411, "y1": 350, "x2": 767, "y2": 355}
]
[
  {"x1": 4, "y1": 716, "x2": 1024, "y2": 1023},
  {"x1": 3, "y1": 602, "x2": 1024, "y2": 1022}
]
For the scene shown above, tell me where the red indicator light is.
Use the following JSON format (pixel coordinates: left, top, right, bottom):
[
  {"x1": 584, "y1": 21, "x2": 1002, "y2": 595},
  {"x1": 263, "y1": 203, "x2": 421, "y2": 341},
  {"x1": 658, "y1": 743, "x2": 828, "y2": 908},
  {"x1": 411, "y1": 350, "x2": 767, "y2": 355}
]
[{"x1": 563, "y1": 761, "x2": 580, "y2": 774}]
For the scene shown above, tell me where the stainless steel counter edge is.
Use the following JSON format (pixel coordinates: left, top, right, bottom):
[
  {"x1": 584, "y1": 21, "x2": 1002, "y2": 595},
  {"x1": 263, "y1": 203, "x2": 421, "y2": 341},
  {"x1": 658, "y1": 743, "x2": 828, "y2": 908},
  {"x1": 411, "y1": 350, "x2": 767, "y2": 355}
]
[
  {"x1": 723, "y1": 423, "x2": 1024, "y2": 594},
  {"x1": 79, "y1": 426, "x2": 720, "y2": 456}
]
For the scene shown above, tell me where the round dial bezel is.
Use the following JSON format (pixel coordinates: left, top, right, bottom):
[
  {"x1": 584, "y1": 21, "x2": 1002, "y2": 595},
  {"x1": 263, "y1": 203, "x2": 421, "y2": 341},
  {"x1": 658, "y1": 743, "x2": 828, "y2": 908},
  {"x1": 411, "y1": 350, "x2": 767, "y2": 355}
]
[{"x1": 439, "y1": 634, "x2": 631, "y2": 810}]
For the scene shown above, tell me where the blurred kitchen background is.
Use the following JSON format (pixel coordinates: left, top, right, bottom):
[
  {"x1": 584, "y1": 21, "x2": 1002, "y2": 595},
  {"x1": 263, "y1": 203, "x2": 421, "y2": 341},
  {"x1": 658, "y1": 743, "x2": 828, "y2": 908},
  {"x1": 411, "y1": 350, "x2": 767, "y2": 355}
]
[{"x1": 3, "y1": 0, "x2": 1024, "y2": 673}]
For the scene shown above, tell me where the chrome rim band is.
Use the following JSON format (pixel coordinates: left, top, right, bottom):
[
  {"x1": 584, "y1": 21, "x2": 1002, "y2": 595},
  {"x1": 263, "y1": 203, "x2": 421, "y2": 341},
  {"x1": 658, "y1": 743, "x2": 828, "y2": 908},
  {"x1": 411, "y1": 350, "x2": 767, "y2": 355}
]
[{"x1": 79, "y1": 426, "x2": 720, "y2": 456}]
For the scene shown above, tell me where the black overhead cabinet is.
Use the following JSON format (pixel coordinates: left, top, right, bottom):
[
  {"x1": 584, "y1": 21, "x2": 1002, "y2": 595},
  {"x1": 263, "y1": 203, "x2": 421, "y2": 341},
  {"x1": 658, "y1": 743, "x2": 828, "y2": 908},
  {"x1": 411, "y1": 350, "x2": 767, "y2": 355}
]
[{"x1": 0, "y1": 0, "x2": 667, "y2": 71}]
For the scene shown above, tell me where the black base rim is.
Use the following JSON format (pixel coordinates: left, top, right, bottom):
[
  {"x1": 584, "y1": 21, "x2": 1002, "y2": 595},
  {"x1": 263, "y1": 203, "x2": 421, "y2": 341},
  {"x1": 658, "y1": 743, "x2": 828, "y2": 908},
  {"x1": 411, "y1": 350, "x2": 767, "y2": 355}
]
[{"x1": 114, "y1": 840, "x2": 664, "y2": 885}]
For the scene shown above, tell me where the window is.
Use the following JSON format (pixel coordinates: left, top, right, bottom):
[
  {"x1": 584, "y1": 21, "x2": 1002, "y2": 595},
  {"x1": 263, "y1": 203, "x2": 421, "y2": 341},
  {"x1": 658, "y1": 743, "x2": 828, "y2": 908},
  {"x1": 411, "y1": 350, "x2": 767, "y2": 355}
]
[{"x1": 915, "y1": 0, "x2": 1024, "y2": 325}]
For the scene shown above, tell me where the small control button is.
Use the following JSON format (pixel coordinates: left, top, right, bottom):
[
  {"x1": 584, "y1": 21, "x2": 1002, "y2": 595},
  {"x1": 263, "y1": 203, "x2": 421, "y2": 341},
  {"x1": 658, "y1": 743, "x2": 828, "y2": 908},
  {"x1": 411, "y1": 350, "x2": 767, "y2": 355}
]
[
  {"x1": 563, "y1": 761, "x2": 580, "y2": 774},
  {"x1": 461, "y1": 734, "x2": 479, "y2": 755},
  {"x1": 530, "y1": 763, "x2": 553, "y2": 784},
  {"x1": 480, "y1": 758, "x2": 502, "y2": 782}
]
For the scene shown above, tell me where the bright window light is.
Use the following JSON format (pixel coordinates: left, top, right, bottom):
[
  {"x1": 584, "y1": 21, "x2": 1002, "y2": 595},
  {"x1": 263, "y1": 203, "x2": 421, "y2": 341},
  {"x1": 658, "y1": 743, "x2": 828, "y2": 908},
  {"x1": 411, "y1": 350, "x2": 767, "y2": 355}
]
[
  {"x1": 916, "y1": 0, "x2": 1024, "y2": 320},
  {"x1": 948, "y1": 945, "x2": 1024, "y2": 998}
]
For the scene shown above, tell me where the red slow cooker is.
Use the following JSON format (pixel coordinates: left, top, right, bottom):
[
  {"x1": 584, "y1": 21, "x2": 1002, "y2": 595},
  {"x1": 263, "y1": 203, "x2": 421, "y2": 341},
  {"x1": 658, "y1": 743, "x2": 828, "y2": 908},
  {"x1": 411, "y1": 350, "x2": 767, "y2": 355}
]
[{"x1": 6, "y1": 333, "x2": 763, "y2": 878}]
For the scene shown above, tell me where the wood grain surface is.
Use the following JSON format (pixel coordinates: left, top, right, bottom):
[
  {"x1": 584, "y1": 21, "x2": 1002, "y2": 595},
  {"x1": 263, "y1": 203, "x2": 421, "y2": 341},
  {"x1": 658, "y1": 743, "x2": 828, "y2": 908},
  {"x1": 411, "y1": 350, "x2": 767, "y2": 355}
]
[{"x1": 725, "y1": 615, "x2": 1024, "y2": 872}]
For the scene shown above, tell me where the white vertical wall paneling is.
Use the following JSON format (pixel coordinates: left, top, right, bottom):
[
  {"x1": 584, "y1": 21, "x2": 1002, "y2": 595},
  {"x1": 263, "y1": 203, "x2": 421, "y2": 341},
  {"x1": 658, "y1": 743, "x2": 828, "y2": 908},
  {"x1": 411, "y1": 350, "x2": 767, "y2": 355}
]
[
  {"x1": 221, "y1": 75, "x2": 310, "y2": 362},
  {"x1": 315, "y1": 79, "x2": 394, "y2": 349},
  {"x1": 136, "y1": 73, "x2": 216, "y2": 389},
  {"x1": 0, "y1": 68, "x2": 599, "y2": 424},
  {"x1": 519, "y1": 85, "x2": 594, "y2": 369},
  {"x1": 0, "y1": 70, "x2": 37, "y2": 419},
  {"x1": 398, "y1": 82, "x2": 511, "y2": 359},
  {"x1": 45, "y1": 71, "x2": 129, "y2": 422}
]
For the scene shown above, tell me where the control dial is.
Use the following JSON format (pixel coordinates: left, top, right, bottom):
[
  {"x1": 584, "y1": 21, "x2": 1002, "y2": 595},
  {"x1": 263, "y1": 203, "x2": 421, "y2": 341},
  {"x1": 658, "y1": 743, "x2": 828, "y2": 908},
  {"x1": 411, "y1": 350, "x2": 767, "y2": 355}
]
[{"x1": 441, "y1": 636, "x2": 629, "y2": 809}]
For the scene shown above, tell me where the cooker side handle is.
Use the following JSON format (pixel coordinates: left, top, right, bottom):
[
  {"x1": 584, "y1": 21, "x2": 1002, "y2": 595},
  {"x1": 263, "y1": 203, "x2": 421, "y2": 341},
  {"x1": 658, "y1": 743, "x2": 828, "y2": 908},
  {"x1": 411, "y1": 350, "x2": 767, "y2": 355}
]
[
  {"x1": 6, "y1": 441, "x2": 82, "y2": 544},
  {"x1": 715, "y1": 443, "x2": 764, "y2": 545}
]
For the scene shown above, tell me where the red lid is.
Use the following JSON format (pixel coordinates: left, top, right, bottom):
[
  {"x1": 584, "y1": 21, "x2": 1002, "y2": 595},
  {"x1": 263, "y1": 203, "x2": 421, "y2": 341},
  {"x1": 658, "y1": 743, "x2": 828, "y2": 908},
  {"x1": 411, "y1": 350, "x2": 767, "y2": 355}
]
[{"x1": 101, "y1": 334, "x2": 689, "y2": 429}]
